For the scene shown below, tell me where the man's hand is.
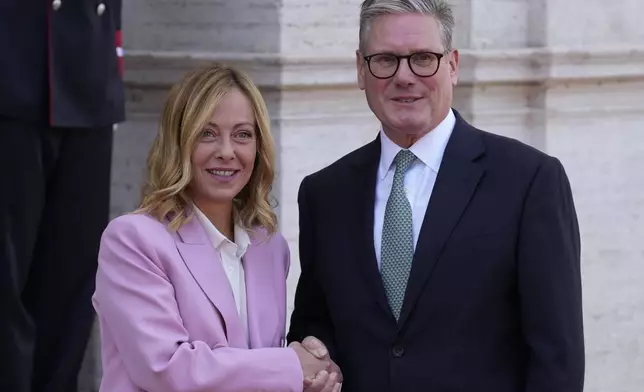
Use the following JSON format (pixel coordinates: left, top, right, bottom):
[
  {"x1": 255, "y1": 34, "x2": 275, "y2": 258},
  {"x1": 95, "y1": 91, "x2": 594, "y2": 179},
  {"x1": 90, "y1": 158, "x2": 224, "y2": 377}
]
[
  {"x1": 289, "y1": 341, "x2": 329, "y2": 383},
  {"x1": 301, "y1": 336, "x2": 343, "y2": 384}
]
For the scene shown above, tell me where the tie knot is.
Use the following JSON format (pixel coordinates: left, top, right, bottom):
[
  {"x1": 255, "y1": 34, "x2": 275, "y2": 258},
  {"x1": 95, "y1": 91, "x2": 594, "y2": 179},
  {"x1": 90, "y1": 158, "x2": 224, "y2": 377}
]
[{"x1": 394, "y1": 149, "x2": 416, "y2": 173}]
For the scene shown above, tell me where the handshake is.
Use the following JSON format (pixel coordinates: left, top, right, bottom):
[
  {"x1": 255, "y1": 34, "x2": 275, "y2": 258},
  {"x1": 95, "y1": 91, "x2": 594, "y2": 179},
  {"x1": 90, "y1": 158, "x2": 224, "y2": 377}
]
[{"x1": 289, "y1": 336, "x2": 343, "y2": 392}]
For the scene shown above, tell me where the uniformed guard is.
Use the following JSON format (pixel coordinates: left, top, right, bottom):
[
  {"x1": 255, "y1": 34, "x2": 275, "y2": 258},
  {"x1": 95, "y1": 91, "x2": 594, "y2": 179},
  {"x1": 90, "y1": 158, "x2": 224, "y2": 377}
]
[{"x1": 0, "y1": 1, "x2": 125, "y2": 390}]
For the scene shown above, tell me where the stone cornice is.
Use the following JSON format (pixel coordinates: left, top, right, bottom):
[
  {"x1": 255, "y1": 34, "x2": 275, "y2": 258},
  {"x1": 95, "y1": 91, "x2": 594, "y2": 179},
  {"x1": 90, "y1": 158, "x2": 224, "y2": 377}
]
[
  {"x1": 123, "y1": 46, "x2": 644, "y2": 89},
  {"x1": 459, "y1": 46, "x2": 644, "y2": 85}
]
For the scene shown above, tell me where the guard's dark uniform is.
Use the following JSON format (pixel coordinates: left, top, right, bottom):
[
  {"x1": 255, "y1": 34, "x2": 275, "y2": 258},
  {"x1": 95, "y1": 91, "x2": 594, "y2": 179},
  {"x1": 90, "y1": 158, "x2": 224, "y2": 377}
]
[{"x1": 0, "y1": 0, "x2": 124, "y2": 391}]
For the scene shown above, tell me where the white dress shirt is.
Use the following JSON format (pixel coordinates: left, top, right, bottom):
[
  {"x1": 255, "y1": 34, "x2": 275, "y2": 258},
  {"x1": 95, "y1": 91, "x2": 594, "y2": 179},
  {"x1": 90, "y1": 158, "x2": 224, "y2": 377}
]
[
  {"x1": 374, "y1": 109, "x2": 456, "y2": 268},
  {"x1": 193, "y1": 207, "x2": 251, "y2": 344}
]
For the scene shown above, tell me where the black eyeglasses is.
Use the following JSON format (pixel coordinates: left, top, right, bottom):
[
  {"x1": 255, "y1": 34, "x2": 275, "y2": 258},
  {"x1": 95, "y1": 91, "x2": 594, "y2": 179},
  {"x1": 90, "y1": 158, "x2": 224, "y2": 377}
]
[{"x1": 363, "y1": 51, "x2": 448, "y2": 79}]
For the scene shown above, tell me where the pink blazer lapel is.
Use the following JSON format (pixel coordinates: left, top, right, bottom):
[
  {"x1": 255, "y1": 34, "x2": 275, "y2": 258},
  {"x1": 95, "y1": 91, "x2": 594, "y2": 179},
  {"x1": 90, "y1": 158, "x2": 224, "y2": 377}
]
[
  {"x1": 175, "y1": 217, "x2": 247, "y2": 348},
  {"x1": 243, "y1": 234, "x2": 283, "y2": 349}
]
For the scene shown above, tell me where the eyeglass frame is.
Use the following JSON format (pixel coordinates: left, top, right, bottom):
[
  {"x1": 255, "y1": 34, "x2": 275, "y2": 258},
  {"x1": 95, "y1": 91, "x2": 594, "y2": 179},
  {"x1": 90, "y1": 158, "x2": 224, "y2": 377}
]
[{"x1": 362, "y1": 50, "x2": 450, "y2": 79}]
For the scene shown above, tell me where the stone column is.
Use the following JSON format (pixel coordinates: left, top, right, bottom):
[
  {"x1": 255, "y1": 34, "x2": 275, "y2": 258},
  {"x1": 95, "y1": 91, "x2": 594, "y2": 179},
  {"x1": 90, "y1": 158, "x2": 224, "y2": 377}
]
[{"x1": 276, "y1": 0, "x2": 380, "y2": 314}]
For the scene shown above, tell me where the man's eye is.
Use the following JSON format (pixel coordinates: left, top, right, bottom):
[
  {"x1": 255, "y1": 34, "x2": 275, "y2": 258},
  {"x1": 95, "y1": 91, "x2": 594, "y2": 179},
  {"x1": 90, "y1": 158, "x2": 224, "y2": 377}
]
[
  {"x1": 375, "y1": 55, "x2": 397, "y2": 66},
  {"x1": 412, "y1": 53, "x2": 436, "y2": 65}
]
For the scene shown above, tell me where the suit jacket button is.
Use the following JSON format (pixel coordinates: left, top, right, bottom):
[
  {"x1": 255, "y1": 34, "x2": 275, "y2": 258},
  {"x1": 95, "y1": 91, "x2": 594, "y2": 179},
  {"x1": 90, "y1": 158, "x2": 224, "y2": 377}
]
[
  {"x1": 52, "y1": 0, "x2": 62, "y2": 10},
  {"x1": 392, "y1": 345, "x2": 404, "y2": 358},
  {"x1": 97, "y1": 3, "x2": 106, "y2": 15}
]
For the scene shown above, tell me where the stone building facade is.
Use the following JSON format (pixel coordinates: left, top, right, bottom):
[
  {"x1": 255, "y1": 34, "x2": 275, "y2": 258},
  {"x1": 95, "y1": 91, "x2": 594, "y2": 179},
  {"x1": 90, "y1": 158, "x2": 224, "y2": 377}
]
[{"x1": 81, "y1": 1, "x2": 644, "y2": 391}]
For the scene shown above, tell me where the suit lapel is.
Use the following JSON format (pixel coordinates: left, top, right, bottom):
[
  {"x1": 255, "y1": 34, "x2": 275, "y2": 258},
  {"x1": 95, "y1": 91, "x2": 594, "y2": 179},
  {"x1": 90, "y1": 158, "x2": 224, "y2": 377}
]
[
  {"x1": 175, "y1": 216, "x2": 247, "y2": 348},
  {"x1": 398, "y1": 114, "x2": 486, "y2": 327},
  {"x1": 243, "y1": 235, "x2": 276, "y2": 349},
  {"x1": 351, "y1": 136, "x2": 394, "y2": 318}
]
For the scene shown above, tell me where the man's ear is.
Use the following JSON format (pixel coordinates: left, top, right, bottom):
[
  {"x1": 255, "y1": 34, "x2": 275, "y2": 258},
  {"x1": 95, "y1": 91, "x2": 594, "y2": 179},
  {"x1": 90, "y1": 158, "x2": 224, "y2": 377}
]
[
  {"x1": 448, "y1": 49, "x2": 459, "y2": 85},
  {"x1": 356, "y1": 50, "x2": 366, "y2": 90}
]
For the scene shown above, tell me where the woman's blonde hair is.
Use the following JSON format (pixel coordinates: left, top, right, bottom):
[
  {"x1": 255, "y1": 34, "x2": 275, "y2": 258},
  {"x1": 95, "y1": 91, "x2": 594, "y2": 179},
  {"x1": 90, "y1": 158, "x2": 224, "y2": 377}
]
[{"x1": 136, "y1": 63, "x2": 278, "y2": 235}]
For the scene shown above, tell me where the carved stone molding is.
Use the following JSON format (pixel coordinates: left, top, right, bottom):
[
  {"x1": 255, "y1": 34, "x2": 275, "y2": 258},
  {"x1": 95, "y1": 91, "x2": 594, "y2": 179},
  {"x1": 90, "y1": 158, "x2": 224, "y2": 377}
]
[{"x1": 123, "y1": 46, "x2": 644, "y2": 89}]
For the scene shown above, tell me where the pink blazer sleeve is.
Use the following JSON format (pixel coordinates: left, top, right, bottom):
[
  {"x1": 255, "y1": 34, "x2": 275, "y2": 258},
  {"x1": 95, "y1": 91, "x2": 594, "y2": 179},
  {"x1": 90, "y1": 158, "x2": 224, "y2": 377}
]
[{"x1": 94, "y1": 216, "x2": 303, "y2": 392}]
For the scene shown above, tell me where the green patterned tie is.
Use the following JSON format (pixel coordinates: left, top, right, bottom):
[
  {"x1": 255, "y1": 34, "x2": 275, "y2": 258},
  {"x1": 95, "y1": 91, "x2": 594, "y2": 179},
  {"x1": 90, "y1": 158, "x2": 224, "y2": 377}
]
[{"x1": 380, "y1": 149, "x2": 416, "y2": 320}]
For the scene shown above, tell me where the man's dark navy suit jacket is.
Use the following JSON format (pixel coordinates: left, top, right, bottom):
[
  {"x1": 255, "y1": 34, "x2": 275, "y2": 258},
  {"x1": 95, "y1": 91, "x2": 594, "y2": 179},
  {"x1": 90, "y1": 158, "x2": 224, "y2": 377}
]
[{"x1": 288, "y1": 110, "x2": 585, "y2": 392}]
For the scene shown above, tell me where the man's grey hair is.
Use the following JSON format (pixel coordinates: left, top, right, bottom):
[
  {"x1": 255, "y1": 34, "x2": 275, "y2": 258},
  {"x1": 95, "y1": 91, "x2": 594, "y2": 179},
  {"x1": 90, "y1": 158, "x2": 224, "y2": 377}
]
[{"x1": 359, "y1": 0, "x2": 455, "y2": 53}]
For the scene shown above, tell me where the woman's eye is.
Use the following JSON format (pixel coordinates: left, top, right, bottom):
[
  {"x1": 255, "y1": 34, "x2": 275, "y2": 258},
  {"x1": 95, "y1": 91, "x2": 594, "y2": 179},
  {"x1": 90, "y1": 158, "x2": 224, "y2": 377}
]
[
  {"x1": 201, "y1": 129, "x2": 215, "y2": 138},
  {"x1": 237, "y1": 130, "x2": 254, "y2": 139}
]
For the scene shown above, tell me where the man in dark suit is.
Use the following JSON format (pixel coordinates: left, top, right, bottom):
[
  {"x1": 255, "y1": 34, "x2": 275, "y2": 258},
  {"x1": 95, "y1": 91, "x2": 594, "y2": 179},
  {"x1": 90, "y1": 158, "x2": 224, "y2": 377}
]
[
  {"x1": 287, "y1": 1, "x2": 585, "y2": 391},
  {"x1": 0, "y1": 1, "x2": 124, "y2": 391}
]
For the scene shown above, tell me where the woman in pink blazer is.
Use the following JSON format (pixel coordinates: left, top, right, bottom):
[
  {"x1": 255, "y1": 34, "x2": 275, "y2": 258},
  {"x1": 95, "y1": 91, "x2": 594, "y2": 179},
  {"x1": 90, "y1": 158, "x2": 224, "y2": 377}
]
[{"x1": 92, "y1": 64, "x2": 341, "y2": 392}]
